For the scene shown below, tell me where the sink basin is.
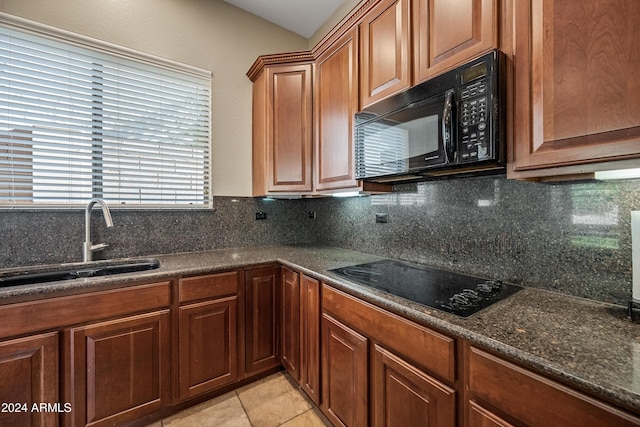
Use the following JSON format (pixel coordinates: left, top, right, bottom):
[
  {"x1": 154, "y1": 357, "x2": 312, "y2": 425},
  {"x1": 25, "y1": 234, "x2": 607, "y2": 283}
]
[{"x1": 0, "y1": 258, "x2": 161, "y2": 288}]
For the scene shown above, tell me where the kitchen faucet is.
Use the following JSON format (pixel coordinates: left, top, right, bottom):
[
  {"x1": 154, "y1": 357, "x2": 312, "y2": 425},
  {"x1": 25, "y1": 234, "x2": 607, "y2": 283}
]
[{"x1": 83, "y1": 198, "x2": 114, "y2": 262}]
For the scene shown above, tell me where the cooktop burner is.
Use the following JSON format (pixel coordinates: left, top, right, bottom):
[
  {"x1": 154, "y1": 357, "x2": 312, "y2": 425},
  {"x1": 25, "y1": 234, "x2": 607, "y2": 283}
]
[{"x1": 329, "y1": 259, "x2": 522, "y2": 317}]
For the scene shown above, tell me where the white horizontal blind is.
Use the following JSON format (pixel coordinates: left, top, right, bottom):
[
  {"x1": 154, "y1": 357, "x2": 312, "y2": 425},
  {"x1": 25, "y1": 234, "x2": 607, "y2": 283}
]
[{"x1": 0, "y1": 19, "x2": 211, "y2": 207}]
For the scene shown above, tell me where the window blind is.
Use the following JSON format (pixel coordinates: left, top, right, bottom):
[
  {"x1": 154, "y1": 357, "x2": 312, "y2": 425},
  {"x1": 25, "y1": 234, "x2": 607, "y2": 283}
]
[{"x1": 0, "y1": 16, "x2": 211, "y2": 207}]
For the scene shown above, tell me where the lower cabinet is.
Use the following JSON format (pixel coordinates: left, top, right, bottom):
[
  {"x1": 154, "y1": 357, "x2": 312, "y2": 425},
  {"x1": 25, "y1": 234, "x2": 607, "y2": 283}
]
[
  {"x1": 177, "y1": 271, "x2": 239, "y2": 400},
  {"x1": 321, "y1": 313, "x2": 369, "y2": 427},
  {"x1": 5, "y1": 265, "x2": 640, "y2": 427},
  {"x1": 299, "y1": 274, "x2": 321, "y2": 404},
  {"x1": 280, "y1": 268, "x2": 322, "y2": 405},
  {"x1": 178, "y1": 297, "x2": 238, "y2": 399},
  {"x1": 464, "y1": 343, "x2": 640, "y2": 426},
  {"x1": 372, "y1": 344, "x2": 455, "y2": 427},
  {"x1": 281, "y1": 267, "x2": 301, "y2": 380},
  {"x1": 63, "y1": 310, "x2": 171, "y2": 427},
  {"x1": 321, "y1": 284, "x2": 457, "y2": 427},
  {"x1": 245, "y1": 266, "x2": 280, "y2": 375},
  {"x1": 0, "y1": 332, "x2": 59, "y2": 427}
]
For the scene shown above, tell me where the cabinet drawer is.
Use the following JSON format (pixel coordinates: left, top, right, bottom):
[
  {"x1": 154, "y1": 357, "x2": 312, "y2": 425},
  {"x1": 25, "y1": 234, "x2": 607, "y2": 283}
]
[
  {"x1": 0, "y1": 281, "x2": 171, "y2": 339},
  {"x1": 466, "y1": 345, "x2": 640, "y2": 426},
  {"x1": 179, "y1": 271, "x2": 239, "y2": 303},
  {"x1": 323, "y1": 285, "x2": 455, "y2": 383}
]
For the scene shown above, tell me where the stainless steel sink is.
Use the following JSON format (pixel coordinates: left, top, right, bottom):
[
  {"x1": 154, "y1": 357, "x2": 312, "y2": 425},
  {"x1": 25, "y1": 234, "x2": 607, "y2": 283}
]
[{"x1": 0, "y1": 258, "x2": 161, "y2": 288}]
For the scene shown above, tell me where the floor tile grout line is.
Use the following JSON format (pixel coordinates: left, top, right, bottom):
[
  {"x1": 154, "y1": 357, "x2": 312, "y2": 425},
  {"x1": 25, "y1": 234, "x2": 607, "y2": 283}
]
[
  {"x1": 234, "y1": 388, "x2": 255, "y2": 427},
  {"x1": 235, "y1": 373, "x2": 315, "y2": 427},
  {"x1": 277, "y1": 408, "x2": 309, "y2": 427},
  {"x1": 155, "y1": 372, "x2": 322, "y2": 427}
]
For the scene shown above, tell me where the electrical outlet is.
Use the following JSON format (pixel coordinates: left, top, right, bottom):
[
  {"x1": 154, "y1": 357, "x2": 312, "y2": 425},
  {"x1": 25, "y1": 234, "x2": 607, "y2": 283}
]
[
  {"x1": 308, "y1": 211, "x2": 316, "y2": 219},
  {"x1": 375, "y1": 213, "x2": 389, "y2": 223},
  {"x1": 255, "y1": 212, "x2": 267, "y2": 220}
]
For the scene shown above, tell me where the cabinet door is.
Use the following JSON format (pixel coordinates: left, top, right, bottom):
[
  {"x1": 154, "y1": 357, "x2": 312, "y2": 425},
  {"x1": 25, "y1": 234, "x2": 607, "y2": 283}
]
[
  {"x1": 267, "y1": 64, "x2": 313, "y2": 193},
  {"x1": 315, "y1": 28, "x2": 359, "y2": 191},
  {"x1": 372, "y1": 344, "x2": 455, "y2": 427},
  {"x1": 321, "y1": 314, "x2": 368, "y2": 427},
  {"x1": 64, "y1": 310, "x2": 170, "y2": 427},
  {"x1": 300, "y1": 274, "x2": 321, "y2": 404},
  {"x1": 281, "y1": 267, "x2": 300, "y2": 380},
  {"x1": 360, "y1": 0, "x2": 411, "y2": 107},
  {"x1": 510, "y1": 0, "x2": 640, "y2": 179},
  {"x1": 245, "y1": 267, "x2": 280, "y2": 375},
  {"x1": 0, "y1": 332, "x2": 58, "y2": 427},
  {"x1": 413, "y1": 0, "x2": 497, "y2": 83},
  {"x1": 178, "y1": 296, "x2": 238, "y2": 399}
]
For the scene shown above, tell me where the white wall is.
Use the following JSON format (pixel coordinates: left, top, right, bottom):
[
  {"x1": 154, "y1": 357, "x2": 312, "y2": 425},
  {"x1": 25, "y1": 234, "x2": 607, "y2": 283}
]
[
  {"x1": 308, "y1": 0, "x2": 361, "y2": 48},
  {"x1": 0, "y1": 0, "x2": 308, "y2": 196}
]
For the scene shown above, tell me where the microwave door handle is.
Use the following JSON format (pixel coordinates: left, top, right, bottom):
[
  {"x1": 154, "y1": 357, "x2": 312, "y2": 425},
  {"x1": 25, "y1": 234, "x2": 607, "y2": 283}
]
[{"x1": 442, "y1": 90, "x2": 456, "y2": 163}]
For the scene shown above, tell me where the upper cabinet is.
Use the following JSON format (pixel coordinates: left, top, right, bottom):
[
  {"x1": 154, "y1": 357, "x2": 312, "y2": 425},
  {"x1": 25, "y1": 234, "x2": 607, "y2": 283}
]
[
  {"x1": 249, "y1": 34, "x2": 390, "y2": 196},
  {"x1": 412, "y1": 0, "x2": 498, "y2": 84},
  {"x1": 360, "y1": 0, "x2": 411, "y2": 108},
  {"x1": 250, "y1": 0, "x2": 640, "y2": 190},
  {"x1": 251, "y1": 61, "x2": 313, "y2": 196},
  {"x1": 315, "y1": 28, "x2": 360, "y2": 191},
  {"x1": 509, "y1": 0, "x2": 640, "y2": 179}
]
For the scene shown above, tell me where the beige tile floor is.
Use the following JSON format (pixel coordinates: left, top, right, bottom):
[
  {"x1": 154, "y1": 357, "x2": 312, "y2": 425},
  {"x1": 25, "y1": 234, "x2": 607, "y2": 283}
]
[{"x1": 147, "y1": 372, "x2": 332, "y2": 427}]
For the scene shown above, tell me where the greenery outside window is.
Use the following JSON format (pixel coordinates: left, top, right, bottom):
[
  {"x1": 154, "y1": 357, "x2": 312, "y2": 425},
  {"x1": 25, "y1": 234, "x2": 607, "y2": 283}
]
[{"x1": 0, "y1": 14, "x2": 211, "y2": 208}]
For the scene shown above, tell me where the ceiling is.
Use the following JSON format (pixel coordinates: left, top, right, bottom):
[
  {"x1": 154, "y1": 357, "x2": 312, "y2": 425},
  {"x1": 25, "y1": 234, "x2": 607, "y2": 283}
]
[{"x1": 223, "y1": 0, "x2": 348, "y2": 38}]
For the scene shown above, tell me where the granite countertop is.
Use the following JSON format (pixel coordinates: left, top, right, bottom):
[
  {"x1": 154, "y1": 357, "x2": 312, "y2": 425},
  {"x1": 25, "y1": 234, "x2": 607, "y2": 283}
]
[{"x1": 1, "y1": 244, "x2": 639, "y2": 414}]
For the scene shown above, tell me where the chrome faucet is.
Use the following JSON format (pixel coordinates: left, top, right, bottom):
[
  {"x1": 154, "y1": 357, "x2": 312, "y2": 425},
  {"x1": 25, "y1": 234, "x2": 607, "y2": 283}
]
[{"x1": 83, "y1": 198, "x2": 113, "y2": 262}]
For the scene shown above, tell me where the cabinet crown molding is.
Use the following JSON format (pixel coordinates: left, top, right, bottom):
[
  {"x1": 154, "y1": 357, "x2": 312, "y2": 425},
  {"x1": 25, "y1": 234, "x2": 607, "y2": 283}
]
[{"x1": 246, "y1": 51, "x2": 314, "y2": 81}]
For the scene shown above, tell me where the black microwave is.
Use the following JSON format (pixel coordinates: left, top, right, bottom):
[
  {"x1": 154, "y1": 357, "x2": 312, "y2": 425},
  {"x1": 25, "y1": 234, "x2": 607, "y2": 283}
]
[{"x1": 355, "y1": 50, "x2": 506, "y2": 182}]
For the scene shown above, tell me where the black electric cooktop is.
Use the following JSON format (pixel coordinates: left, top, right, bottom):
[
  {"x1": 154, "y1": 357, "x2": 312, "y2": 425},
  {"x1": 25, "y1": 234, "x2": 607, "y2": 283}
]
[{"x1": 329, "y1": 259, "x2": 522, "y2": 317}]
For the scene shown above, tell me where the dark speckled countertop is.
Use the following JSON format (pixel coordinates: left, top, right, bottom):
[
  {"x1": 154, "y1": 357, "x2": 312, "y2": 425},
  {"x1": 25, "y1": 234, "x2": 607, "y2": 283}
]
[{"x1": 1, "y1": 245, "x2": 639, "y2": 414}]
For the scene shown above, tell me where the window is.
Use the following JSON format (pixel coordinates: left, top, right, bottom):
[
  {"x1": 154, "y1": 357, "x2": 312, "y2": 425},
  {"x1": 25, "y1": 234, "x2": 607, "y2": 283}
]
[{"x1": 0, "y1": 14, "x2": 211, "y2": 207}]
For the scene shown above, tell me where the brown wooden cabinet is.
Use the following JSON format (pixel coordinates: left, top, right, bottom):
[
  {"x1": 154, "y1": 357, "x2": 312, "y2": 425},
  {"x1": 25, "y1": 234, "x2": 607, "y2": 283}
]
[
  {"x1": 321, "y1": 313, "x2": 369, "y2": 427},
  {"x1": 412, "y1": 0, "x2": 497, "y2": 83},
  {"x1": 280, "y1": 268, "x2": 321, "y2": 404},
  {"x1": 252, "y1": 63, "x2": 313, "y2": 195},
  {"x1": 323, "y1": 285, "x2": 456, "y2": 384},
  {"x1": 0, "y1": 332, "x2": 58, "y2": 427},
  {"x1": 360, "y1": 0, "x2": 411, "y2": 108},
  {"x1": 299, "y1": 274, "x2": 321, "y2": 405},
  {"x1": 372, "y1": 344, "x2": 455, "y2": 427},
  {"x1": 281, "y1": 267, "x2": 300, "y2": 380},
  {"x1": 322, "y1": 284, "x2": 456, "y2": 427},
  {"x1": 244, "y1": 266, "x2": 280, "y2": 375},
  {"x1": 314, "y1": 27, "x2": 360, "y2": 192},
  {"x1": 0, "y1": 281, "x2": 171, "y2": 427},
  {"x1": 509, "y1": 0, "x2": 640, "y2": 179},
  {"x1": 177, "y1": 271, "x2": 240, "y2": 400},
  {"x1": 64, "y1": 310, "x2": 171, "y2": 427},
  {"x1": 464, "y1": 343, "x2": 640, "y2": 426}
]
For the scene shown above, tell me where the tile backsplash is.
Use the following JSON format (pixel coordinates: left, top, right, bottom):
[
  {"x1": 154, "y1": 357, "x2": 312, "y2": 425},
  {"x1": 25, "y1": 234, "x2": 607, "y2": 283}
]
[{"x1": 1, "y1": 175, "x2": 639, "y2": 303}]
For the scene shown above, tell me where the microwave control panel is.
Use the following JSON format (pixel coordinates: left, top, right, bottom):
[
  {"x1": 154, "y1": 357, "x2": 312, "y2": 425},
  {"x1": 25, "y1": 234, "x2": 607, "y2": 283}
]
[{"x1": 458, "y1": 62, "x2": 494, "y2": 163}]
